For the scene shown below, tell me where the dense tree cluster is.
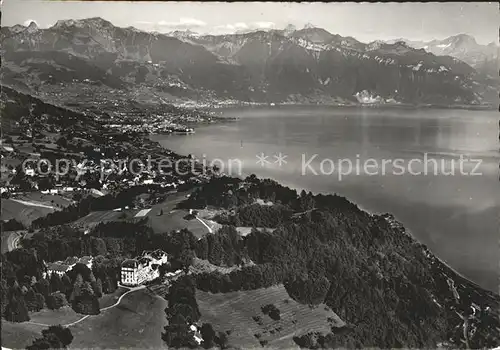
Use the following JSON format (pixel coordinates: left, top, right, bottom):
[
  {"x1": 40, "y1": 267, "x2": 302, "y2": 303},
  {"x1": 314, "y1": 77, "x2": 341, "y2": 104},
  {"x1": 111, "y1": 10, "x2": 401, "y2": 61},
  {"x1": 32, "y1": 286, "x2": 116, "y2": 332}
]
[
  {"x1": 284, "y1": 273, "x2": 331, "y2": 305},
  {"x1": 162, "y1": 276, "x2": 200, "y2": 348},
  {"x1": 175, "y1": 175, "x2": 500, "y2": 348},
  {"x1": 0, "y1": 241, "x2": 123, "y2": 319},
  {"x1": 21, "y1": 221, "x2": 152, "y2": 264},
  {"x1": 194, "y1": 226, "x2": 244, "y2": 266},
  {"x1": 2, "y1": 219, "x2": 25, "y2": 231},
  {"x1": 69, "y1": 270, "x2": 100, "y2": 315},
  {"x1": 195, "y1": 263, "x2": 288, "y2": 293},
  {"x1": 27, "y1": 325, "x2": 73, "y2": 350},
  {"x1": 227, "y1": 204, "x2": 293, "y2": 228},
  {"x1": 261, "y1": 304, "x2": 280, "y2": 321}
]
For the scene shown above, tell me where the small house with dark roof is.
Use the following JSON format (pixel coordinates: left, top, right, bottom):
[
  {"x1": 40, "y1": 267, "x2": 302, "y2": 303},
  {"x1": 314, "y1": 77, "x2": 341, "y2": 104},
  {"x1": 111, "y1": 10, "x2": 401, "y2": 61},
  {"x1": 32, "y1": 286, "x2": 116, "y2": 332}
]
[
  {"x1": 46, "y1": 262, "x2": 72, "y2": 276},
  {"x1": 45, "y1": 255, "x2": 94, "y2": 277}
]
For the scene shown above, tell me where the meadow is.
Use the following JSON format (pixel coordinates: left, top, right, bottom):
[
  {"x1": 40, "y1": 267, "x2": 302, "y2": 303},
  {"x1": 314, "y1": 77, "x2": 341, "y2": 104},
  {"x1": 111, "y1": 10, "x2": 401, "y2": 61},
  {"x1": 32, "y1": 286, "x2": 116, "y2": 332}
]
[{"x1": 1, "y1": 289, "x2": 166, "y2": 349}]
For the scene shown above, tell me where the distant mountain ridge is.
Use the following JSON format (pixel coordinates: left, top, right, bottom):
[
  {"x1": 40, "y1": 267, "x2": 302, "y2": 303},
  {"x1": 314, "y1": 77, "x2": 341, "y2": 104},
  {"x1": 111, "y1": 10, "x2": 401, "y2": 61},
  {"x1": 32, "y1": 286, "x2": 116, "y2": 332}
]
[
  {"x1": 386, "y1": 34, "x2": 498, "y2": 78},
  {"x1": 1, "y1": 18, "x2": 497, "y2": 106}
]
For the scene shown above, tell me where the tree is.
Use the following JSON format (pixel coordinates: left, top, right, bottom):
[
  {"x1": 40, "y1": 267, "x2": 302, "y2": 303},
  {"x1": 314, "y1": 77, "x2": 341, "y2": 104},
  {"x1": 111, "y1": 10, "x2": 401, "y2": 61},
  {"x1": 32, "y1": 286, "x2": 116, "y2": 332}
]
[
  {"x1": 91, "y1": 237, "x2": 107, "y2": 256},
  {"x1": 69, "y1": 274, "x2": 84, "y2": 303},
  {"x1": 215, "y1": 331, "x2": 229, "y2": 349},
  {"x1": 200, "y1": 323, "x2": 216, "y2": 349},
  {"x1": 50, "y1": 273, "x2": 64, "y2": 294},
  {"x1": 71, "y1": 278, "x2": 100, "y2": 315},
  {"x1": 1, "y1": 279, "x2": 9, "y2": 315},
  {"x1": 4, "y1": 294, "x2": 30, "y2": 322},
  {"x1": 176, "y1": 249, "x2": 195, "y2": 272},
  {"x1": 162, "y1": 322, "x2": 197, "y2": 348},
  {"x1": 27, "y1": 325, "x2": 73, "y2": 350},
  {"x1": 34, "y1": 278, "x2": 50, "y2": 298},
  {"x1": 56, "y1": 136, "x2": 68, "y2": 149},
  {"x1": 61, "y1": 274, "x2": 72, "y2": 296},
  {"x1": 46, "y1": 292, "x2": 68, "y2": 310},
  {"x1": 94, "y1": 278, "x2": 103, "y2": 298},
  {"x1": 42, "y1": 325, "x2": 73, "y2": 347},
  {"x1": 35, "y1": 293, "x2": 46, "y2": 311},
  {"x1": 25, "y1": 287, "x2": 45, "y2": 312}
]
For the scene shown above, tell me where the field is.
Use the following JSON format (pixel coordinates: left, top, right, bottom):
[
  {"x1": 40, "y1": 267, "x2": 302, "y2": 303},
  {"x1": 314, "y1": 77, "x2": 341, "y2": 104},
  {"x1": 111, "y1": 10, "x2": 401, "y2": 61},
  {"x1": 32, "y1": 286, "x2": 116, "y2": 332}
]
[
  {"x1": 72, "y1": 191, "x2": 211, "y2": 238},
  {"x1": 1, "y1": 198, "x2": 56, "y2": 227},
  {"x1": 73, "y1": 209, "x2": 137, "y2": 229},
  {"x1": 196, "y1": 284, "x2": 345, "y2": 348},
  {"x1": 147, "y1": 208, "x2": 208, "y2": 237},
  {"x1": 1, "y1": 193, "x2": 74, "y2": 227},
  {"x1": 1, "y1": 289, "x2": 167, "y2": 349},
  {"x1": 70, "y1": 289, "x2": 167, "y2": 348},
  {"x1": 1, "y1": 321, "x2": 44, "y2": 349},
  {"x1": 15, "y1": 192, "x2": 74, "y2": 208}
]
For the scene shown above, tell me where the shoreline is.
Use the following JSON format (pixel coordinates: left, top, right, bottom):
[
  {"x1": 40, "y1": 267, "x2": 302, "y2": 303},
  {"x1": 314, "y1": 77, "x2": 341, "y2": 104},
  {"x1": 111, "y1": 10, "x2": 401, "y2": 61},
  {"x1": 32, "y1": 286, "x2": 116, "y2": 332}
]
[{"x1": 180, "y1": 101, "x2": 496, "y2": 112}]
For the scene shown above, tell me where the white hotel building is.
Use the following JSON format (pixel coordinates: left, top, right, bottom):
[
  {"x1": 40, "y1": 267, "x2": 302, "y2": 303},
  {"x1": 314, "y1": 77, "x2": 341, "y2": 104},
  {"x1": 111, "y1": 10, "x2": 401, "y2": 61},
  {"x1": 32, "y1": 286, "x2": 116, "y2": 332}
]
[{"x1": 121, "y1": 250, "x2": 169, "y2": 286}]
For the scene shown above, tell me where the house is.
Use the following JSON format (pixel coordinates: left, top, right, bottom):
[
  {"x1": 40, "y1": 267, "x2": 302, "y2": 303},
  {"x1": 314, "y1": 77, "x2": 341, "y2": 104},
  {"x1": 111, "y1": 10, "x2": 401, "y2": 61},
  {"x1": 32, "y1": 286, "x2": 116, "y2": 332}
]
[
  {"x1": 120, "y1": 250, "x2": 169, "y2": 286},
  {"x1": 189, "y1": 325, "x2": 203, "y2": 345},
  {"x1": 45, "y1": 262, "x2": 72, "y2": 277}
]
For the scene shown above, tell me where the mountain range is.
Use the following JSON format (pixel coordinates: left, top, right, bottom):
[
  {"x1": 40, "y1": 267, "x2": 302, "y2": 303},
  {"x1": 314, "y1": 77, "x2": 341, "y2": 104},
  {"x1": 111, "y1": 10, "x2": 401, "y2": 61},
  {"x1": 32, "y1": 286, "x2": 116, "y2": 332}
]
[
  {"x1": 386, "y1": 34, "x2": 498, "y2": 78},
  {"x1": 1, "y1": 18, "x2": 498, "y2": 107}
]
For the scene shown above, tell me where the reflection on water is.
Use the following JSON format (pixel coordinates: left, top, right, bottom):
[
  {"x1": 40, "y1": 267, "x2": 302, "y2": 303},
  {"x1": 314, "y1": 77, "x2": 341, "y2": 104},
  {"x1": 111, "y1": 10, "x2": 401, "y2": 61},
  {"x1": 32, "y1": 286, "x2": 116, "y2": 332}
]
[{"x1": 154, "y1": 106, "x2": 500, "y2": 292}]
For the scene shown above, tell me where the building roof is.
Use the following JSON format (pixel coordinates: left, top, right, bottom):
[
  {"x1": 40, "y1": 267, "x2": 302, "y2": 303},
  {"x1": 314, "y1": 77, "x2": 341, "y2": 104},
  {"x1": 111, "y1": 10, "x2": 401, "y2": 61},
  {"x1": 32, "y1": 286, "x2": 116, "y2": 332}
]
[
  {"x1": 78, "y1": 256, "x2": 93, "y2": 265},
  {"x1": 138, "y1": 257, "x2": 151, "y2": 266},
  {"x1": 151, "y1": 249, "x2": 167, "y2": 260},
  {"x1": 47, "y1": 263, "x2": 72, "y2": 272},
  {"x1": 63, "y1": 256, "x2": 79, "y2": 265},
  {"x1": 121, "y1": 259, "x2": 138, "y2": 268}
]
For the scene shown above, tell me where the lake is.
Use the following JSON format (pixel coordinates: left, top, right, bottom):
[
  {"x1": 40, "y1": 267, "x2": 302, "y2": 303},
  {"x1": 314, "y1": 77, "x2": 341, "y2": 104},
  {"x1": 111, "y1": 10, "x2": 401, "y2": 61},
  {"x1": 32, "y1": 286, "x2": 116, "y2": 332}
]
[{"x1": 153, "y1": 106, "x2": 499, "y2": 293}]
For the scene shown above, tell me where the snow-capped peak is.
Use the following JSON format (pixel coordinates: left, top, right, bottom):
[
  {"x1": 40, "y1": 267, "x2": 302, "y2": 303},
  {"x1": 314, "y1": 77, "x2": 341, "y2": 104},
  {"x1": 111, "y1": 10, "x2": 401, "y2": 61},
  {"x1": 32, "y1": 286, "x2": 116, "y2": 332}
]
[
  {"x1": 303, "y1": 22, "x2": 316, "y2": 30},
  {"x1": 26, "y1": 21, "x2": 39, "y2": 33}
]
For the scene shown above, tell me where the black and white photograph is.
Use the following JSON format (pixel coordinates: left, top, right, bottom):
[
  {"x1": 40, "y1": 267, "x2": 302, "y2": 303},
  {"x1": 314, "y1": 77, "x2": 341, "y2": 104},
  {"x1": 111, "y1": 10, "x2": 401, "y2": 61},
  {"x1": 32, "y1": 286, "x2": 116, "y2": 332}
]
[{"x1": 1, "y1": 1, "x2": 499, "y2": 349}]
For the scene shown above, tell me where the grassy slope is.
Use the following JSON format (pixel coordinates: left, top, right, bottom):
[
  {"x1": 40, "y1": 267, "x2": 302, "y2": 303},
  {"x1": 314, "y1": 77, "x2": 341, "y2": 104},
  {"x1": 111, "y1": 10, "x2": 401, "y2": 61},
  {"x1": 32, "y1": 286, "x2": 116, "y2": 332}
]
[
  {"x1": 196, "y1": 284, "x2": 344, "y2": 348},
  {"x1": 1, "y1": 288, "x2": 164, "y2": 349},
  {"x1": 1, "y1": 199, "x2": 55, "y2": 226},
  {"x1": 70, "y1": 289, "x2": 167, "y2": 349}
]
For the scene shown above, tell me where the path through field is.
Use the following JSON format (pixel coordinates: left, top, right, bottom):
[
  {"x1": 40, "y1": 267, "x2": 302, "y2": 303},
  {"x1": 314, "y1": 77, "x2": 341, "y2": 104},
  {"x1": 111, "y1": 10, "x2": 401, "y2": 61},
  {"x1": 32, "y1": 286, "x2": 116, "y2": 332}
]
[
  {"x1": 10, "y1": 199, "x2": 57, "y2": 210},
  {"x1": 25, "y1": 285, "x2": 145, "y2": 328}
]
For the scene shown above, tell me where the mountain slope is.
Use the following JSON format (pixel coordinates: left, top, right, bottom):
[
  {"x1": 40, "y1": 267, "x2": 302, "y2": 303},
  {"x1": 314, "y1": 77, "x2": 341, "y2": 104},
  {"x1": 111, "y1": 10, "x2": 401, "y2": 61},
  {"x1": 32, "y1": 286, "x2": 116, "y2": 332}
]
[
  {"x1": 1, "y1": 18, "x2": 495, "y2": 106},
  {"x1": 389, "y1": 34, "x2": 498, "y2": 78}
]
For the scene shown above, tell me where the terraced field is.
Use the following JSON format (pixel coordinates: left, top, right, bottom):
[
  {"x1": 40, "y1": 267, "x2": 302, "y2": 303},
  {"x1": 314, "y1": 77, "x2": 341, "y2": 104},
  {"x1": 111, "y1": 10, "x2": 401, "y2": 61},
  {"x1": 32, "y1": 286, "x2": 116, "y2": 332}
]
[{"x1": 196, "y1": 284, "x2": 344, "y2": 348}]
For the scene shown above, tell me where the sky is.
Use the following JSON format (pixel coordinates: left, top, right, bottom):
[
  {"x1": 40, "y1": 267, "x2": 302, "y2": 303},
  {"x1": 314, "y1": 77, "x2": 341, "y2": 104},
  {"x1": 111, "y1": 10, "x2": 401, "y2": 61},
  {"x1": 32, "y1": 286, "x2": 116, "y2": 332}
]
[{"x1": 2, "y1": 1, "x2": 499, "y2": 44}]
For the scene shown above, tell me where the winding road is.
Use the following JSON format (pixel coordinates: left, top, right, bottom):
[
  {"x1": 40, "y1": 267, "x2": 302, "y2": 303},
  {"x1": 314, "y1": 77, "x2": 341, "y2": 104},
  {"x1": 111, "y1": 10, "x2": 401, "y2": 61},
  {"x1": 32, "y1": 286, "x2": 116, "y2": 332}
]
[{"x1": 1, "y1": 231, "x2": 22, "y2": 253}]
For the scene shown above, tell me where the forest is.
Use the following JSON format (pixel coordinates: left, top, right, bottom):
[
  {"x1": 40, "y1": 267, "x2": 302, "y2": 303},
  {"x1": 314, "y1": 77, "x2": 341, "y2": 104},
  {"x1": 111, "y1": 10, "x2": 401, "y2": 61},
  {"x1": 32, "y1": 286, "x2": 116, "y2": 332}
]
[{"x1": 2, "y1": 175, "x2": 499, "y2": 349}]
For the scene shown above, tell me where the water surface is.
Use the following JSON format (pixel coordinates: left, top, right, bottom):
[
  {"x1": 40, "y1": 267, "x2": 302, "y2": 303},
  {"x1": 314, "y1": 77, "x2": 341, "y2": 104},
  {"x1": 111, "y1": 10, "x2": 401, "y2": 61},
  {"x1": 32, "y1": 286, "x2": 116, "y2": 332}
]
[{"x1": 153, "y1": 106, "x2": 499, "y2": 292}]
